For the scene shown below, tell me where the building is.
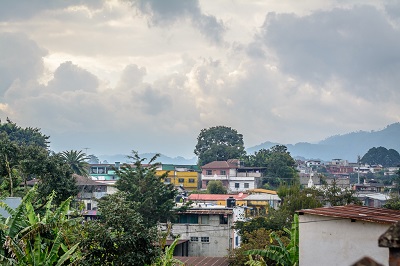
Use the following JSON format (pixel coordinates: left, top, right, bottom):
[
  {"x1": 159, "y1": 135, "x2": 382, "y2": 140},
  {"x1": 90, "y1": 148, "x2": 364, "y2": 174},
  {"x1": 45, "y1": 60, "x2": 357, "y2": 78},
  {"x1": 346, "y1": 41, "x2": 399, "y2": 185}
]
[
  {"x1": 298, "y1": 205, "x2": 400, "y2": 266},
  {"x1": 201, "y1": 159, "x2": 265, "y2": 192},
  {"x1": 156, "y1": 164, "x2": 201, "y2": 191}
]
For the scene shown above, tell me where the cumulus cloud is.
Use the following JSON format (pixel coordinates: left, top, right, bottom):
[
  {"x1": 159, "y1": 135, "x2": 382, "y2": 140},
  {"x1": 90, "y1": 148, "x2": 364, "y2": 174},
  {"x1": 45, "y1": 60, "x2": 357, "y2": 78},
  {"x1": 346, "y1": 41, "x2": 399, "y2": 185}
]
[
  {"x1": 260, "y1": 5, "x2": 400, "y2": 101},
  {"x1": 131, "y1": 0, "x2": 225, "y2": 43},
  {"x1": 0, "y1": 32, "x2": 47, "y2": 95}
]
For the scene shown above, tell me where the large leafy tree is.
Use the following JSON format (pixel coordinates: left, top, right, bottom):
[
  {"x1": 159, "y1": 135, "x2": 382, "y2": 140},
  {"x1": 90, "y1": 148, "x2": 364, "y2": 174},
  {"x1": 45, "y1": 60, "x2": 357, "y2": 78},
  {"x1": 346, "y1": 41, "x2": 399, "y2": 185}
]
[
  {"x1": 61, "y1": 150, "x2": 89, "y2": 176},
  {"x1": 194, "y1": 126, "x2": 245, "y2": 166},
  {"x1": 244, "y1": 145, "x2": 297, "y2": 189},
  {"x1": 361, "y1": 146, "x2": 400, "y2": 167},
  {"x1": 80, "y1": 152, "x2": 178, "y2": 265}
]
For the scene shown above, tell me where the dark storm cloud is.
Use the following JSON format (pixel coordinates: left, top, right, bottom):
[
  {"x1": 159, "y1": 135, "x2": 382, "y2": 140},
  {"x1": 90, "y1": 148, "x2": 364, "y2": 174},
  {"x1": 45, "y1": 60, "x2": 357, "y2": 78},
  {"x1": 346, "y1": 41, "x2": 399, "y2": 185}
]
[
  {"x1": 47, "y1": 61, "x2": 99, "y2": 92},
  {"x1": 260, "y1": 5, "x2": 400, "y2": 100},
  {"x1": 0, "y1": 0, "x2": 103, "y2": 21},
  {"x1": 131, "y1": 0, "x2": 225, "y2": 43},
  {"x1": 0, "y1": 32, "x2": 47, "y2": 94}
]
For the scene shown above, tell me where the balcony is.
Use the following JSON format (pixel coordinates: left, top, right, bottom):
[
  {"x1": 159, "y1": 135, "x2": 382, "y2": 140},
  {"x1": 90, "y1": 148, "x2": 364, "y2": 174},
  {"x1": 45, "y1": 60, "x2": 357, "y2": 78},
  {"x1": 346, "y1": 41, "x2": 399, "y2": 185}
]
[{"x1": 201, "y1": 174, "x2": 229, "y2": 180}]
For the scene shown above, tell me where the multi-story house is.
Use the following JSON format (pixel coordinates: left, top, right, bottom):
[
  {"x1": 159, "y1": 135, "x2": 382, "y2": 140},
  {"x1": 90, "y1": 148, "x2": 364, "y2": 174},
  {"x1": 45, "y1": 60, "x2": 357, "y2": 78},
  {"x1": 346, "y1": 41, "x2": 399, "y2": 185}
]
[
  {"x1": 164, "y1": 205, "x2": 246, "y2": 257},
  {"x1": 201, "y1": 159, "x2": 265, "y2": 192},
  {"x1": 156, "y1": 164, "x2": 201, "y2": 191}
]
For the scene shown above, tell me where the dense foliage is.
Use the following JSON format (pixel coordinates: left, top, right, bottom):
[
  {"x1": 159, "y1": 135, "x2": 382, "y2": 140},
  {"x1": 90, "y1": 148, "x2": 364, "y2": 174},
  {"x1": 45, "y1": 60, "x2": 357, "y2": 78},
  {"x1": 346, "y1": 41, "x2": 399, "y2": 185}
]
[
  {"x1": 194, "y1": 126, "x2": 246, "y2": 166},
  {"x1": 361, "y1": 146, "x2": 400, "y2": 167},
  {"x1": 207, "y1": 180, "x2": 227, "y2": 194}
]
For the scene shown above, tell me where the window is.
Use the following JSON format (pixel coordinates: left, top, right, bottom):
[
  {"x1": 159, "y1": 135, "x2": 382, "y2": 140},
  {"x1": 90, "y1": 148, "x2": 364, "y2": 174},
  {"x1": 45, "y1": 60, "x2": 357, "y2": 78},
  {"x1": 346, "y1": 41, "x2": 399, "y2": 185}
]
[
  {"x1": 201, "y1": 237, "x2": 209, "y2": 243},
  {"x1": 220, "y1": 214, "x2": 228, "y2": 224},
  {"x1": 178, "y1": 214, "x2": 198, "y2": 224},
  {"x1": 190, "y1": 237, "x2": 198, "y2": 242},
  {"x1": 189, "y1": 178, "x2": 195, "y2": 183},
  {"x1": 244, "y1": 183, "x2": 249, "y2": 188},
  {"x1": 220, "y1": 170, "x2": 226, "y2": 175},
  {"x1": 178, "y1": 178, "x2": 184, "y2": 183},
  {"x1": 206, "y1": 170, "x2": 212, "y2": 175},
  {"x1": 165, "y1": 178, "x2": 171, "y2": 184},
  {"x1": 199, "y1": 215, "x2": 209, "y2": 224},
  {"x1": 235, "y1": 183, "x2": 240, "y2": 188}
]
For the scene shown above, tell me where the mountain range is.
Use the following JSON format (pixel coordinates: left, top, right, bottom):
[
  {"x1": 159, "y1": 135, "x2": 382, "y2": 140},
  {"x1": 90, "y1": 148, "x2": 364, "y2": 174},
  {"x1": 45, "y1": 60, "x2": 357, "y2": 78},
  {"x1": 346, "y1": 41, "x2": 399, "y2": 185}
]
[{"x1": 99, "y1": 123, "x2": 400, "y2": 164}]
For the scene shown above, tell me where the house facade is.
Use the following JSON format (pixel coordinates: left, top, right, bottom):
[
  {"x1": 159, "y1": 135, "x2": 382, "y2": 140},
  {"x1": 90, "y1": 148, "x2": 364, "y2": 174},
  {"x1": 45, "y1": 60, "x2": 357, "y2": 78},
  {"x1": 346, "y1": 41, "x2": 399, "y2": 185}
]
[
  {"x1": 298, "y1": 205, "x2": 400, "y2": 266},
  {"x1": 201, "y1": 160, "x2": 264, "y2": 192}
]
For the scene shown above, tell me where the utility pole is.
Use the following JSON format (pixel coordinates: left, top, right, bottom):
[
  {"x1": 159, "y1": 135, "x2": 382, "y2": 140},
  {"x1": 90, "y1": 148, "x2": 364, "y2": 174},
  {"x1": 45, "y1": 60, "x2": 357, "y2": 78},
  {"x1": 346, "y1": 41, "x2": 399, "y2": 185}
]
[{"x1": 357, "y1": 155, "x2": 361, "y2": 185}]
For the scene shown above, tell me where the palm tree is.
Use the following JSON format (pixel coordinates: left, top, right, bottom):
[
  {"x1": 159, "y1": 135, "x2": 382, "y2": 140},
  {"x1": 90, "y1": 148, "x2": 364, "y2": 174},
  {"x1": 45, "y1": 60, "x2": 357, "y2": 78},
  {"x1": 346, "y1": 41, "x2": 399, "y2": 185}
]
[{"x1": 61, "y1": 150, "x2": 89, "y2": 176}]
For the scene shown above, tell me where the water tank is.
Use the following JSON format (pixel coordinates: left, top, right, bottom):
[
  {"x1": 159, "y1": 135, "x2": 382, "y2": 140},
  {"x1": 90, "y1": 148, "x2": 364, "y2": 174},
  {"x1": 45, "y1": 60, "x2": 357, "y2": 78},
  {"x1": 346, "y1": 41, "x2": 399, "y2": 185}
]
[{"x1": 226, "y1": 196, "x2": 236, "y2": 208}]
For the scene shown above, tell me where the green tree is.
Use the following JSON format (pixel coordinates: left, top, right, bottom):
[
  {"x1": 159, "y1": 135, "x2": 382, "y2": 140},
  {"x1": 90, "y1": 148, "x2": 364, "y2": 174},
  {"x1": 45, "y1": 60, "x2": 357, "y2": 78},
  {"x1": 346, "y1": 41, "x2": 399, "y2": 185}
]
[
  {"x1": 37, "y1": 153, "x2": 79, "y2": 206},
  {"x1": 207, "y1": 180, "x2": 227, "y2": 194},
  {"x1": 80, "y1": 193, "x2": 160, "y2": 266},
  {"x1": 321, "y1": 180, "x2": 361, "y2": 206},
  {"x1": 115, "y1": 152, "x2": 177, "y2": 226},
  {"x1": 61, "y1": 150, "x2": 89, "y2": 176},
  {"x1": 361, "y1": 146, "x2": 400, "y2": 167},
  {"x1": 278, "y1": 184, "x2": 323, "y2": 214},
  {"x1": 194, "y1": 126, "x2": 245, "y2": 166}
]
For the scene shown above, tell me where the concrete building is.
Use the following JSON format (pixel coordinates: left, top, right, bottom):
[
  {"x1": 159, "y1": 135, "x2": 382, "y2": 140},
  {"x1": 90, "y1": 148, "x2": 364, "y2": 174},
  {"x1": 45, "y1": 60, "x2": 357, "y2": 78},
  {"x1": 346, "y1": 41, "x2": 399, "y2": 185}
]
[
  {"x1": 298, "y1": 205, "x2": 400, "y2": 266},
  {"x1": 201, "y1": 160, "x2": 265, "y2": 192}
]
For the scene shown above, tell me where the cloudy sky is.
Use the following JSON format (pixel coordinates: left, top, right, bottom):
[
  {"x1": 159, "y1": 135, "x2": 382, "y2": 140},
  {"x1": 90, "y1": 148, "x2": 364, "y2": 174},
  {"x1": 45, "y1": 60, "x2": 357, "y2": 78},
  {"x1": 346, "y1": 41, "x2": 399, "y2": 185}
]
[{"x1": 1, "y1": 0, "x2": 400, "y2": 159}]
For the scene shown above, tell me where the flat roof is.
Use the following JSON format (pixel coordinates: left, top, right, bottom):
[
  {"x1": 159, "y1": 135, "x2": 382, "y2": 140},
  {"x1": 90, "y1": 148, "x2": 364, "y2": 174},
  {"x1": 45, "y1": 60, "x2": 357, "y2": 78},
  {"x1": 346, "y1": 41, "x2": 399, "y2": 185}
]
[
  {"x1": 178, "y1": 209, "x2": 233, "y2": 215},
  {"x1": 298, "y1": 205, "x2": 400, "y2": 224}
]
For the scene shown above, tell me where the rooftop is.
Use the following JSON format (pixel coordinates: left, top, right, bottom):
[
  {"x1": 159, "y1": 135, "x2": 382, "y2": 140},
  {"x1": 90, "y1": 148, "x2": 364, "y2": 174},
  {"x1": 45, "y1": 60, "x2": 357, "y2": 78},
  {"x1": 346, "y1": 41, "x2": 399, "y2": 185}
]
[{"x1": 298, "y1": 205, "x2": 400, "y2": 224}]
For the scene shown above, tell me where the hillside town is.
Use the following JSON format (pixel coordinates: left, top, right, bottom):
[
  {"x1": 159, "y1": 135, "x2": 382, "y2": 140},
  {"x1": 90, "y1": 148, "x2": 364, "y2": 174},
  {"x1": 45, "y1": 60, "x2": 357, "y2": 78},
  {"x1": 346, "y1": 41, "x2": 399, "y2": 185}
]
[{"x1": 1, "y1": 121, "x2": 400, "y2": 265}]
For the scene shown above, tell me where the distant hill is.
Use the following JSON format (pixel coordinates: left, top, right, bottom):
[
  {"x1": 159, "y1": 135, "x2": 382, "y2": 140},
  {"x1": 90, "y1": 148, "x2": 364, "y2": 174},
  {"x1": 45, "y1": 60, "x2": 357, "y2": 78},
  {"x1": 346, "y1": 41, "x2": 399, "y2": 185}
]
[
  {"x1": 247, "y1": 123, "x2": 400, "y2": 162},
  {"x1": 98, "y1": 153, "x2": 197, "y2": 165}
]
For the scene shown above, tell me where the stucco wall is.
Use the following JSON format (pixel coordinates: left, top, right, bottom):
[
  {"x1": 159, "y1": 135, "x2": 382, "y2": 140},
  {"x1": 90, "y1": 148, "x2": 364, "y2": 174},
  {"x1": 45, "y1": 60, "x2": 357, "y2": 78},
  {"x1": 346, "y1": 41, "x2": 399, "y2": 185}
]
[{"x1": 299, "y1": 214, "x2": 390, "y2": 266}]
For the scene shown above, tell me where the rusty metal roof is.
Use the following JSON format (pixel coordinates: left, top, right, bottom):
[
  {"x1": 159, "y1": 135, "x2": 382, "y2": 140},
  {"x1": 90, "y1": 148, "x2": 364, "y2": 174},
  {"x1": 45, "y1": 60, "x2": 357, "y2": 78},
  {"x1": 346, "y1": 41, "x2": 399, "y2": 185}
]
[
  {"x1": 298, "y1": 205, "x2": 400, "y2": 224},
  {"x1": 174, "y1": 257, "x2": 228, "y2": 266}
]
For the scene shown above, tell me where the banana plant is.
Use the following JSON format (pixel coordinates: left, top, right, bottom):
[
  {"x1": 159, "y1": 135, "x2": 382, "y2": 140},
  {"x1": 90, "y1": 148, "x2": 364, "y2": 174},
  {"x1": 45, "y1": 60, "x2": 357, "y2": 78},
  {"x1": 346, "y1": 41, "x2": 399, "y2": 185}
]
[
  {"x1": 246, "y1": 214, "x2": 299, "y2": 266},
  {"x1": 0, "y1": 187, "x2": 81, "y2": 265}
]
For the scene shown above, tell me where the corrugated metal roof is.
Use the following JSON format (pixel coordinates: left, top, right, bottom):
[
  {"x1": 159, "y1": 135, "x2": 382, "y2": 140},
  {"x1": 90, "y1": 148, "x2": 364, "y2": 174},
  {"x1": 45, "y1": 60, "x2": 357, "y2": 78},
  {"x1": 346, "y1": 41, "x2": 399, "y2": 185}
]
[
  {"x1": 188, "y1": 194, "x2": 248, "y2": 201},
  {"x1": 174, "y1": 256, "x2": 228, "y2": 266},
  {"x1": 298, "y1": 205, "x2": 400, "y2": 224},
  {"x1": 244, "y1": 194, "x2": 281, "y2": 201},
  {"x1": 178, "y1": 209, "x2": 233, "y2": 215}
]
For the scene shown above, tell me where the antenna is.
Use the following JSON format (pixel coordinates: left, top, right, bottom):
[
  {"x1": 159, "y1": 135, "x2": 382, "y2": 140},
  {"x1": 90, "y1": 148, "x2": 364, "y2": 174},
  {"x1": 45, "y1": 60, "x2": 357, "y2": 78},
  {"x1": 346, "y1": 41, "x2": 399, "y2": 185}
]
[{"x1": 83, "y1": 147, "x2": 90, "y2": 154}]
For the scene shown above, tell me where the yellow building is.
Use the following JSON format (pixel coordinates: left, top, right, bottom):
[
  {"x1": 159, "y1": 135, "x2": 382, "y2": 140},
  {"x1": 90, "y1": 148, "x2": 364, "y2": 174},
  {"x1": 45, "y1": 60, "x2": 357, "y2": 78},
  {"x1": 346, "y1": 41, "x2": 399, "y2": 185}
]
[{"x1": 156, "y1": 164, "x2": 200, "y2": 191}]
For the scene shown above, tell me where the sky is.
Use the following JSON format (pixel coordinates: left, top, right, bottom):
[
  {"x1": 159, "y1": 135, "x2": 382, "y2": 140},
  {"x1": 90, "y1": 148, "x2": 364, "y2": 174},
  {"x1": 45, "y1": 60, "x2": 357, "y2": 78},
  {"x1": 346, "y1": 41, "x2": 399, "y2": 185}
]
[{"x1": 1, "y1": 0, "x2": 400, "y2": 159}]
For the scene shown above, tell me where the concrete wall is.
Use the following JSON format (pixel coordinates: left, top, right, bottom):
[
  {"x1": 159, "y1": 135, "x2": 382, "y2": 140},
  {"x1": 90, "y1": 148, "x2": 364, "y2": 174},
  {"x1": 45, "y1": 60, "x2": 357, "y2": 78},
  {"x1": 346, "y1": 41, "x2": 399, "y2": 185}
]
[
  {"x1": 171, "y1": 214, "x2": 232, "y2": 257},
  {"x1": 299, "y1": 214, "x2": 390, "y2": 266}
]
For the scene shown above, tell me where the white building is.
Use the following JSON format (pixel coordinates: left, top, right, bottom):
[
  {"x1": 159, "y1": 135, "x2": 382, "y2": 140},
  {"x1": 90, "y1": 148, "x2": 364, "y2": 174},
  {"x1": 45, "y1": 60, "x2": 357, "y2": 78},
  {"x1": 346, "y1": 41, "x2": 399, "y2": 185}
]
[{"x1": 298, "y1": 205, "x2": 400, "y2": 266}]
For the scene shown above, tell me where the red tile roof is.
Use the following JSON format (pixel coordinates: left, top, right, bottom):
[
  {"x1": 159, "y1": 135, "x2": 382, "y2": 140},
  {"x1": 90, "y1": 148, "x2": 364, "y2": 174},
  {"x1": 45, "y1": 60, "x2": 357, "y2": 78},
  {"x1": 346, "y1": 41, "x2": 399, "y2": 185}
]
[
  {"x1": 188, "y1": 193, "x2": 248, "y2": 201},
  {"x1": 201, "y1": 160, "x2": 238, "y2": 169},
  {"x1": 298, "y1": 205, "x2": 400, "y2": 224},
  {"x1": 174, "y1": 257, "x2": 228, "y2": 266}
]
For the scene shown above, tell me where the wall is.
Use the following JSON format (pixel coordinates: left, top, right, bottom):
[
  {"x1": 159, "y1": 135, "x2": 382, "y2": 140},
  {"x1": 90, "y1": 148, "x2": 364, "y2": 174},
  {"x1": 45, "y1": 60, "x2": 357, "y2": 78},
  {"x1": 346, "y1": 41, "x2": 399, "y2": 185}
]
[
  {"x1": 170, "y1": 214, "x2": 232, "y2": 257},
  {"x1": 299, "y1": 214, "x2": 390, "y2": 266}
]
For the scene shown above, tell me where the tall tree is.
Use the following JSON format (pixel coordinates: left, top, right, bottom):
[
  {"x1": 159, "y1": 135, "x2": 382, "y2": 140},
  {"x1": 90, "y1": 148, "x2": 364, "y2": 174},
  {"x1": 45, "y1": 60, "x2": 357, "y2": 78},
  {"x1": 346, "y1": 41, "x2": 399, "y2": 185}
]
[
  {"x1": 115, "y1": 151, "x2": 177, "y2": 226},
  {"x1": 194, "y1": 126, "x2": 245, "y2": 166},
  {"x1": 61, "y1": 150, "x2": 89, "y2": 176}
]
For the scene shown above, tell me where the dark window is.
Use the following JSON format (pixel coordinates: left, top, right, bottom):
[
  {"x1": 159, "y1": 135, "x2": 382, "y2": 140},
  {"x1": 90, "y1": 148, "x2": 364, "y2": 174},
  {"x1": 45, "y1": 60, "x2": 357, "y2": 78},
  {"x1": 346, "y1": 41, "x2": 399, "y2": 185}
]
[
  {"x1": 244, "y1": 183, "x2": 249, "y2": 188},
  {"x1": 206, "y1": 170, "x2": 212, "y2": 175},
  {"x1": 178, "y1": 214, "x2": 198, "y2": 224},
  {"x1": 165, "y1": 178, "x2": 171, "y2": 184},
  {"x1": 189, "y1": 178, "x2": 195, "y2": 183},
  {"x1": 220, "y1": 214, "x2": 228, "y2": 224},
  {"x1": 178, "y1": 178, "x2": 184, "y2": 183},
  {"x1": 235, "y1": 183, "x2": 240, "y2": 188},
  {"x1": 221, "y1": 170, "x2": 226, "y2": 175},
  {"x1": 87, "y1": 203, "x2": 92, "y2": 210},
  {"x1": 201, "y1": 237, "x2": 209, "y2": 243},
  {"x1": 190, "y1": 237, "x2": 198, "y2": 242}
]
